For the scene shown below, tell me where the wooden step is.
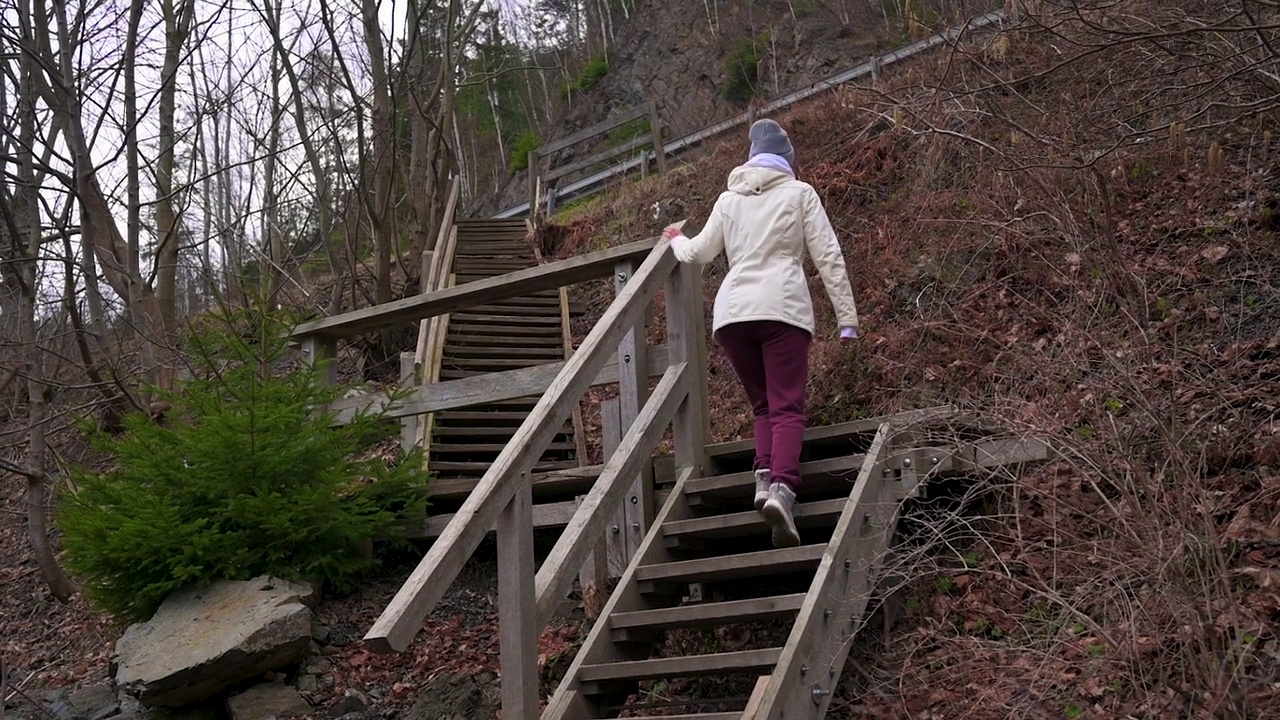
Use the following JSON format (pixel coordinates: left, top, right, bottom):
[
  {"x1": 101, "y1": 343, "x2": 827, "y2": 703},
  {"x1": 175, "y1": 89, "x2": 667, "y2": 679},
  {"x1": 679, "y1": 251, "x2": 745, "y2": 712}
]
[
  {"x1": 428, "y1": 464, "x2": 599, "y2": 501},
  {"x1": 636, "y1": 545, "x2": 825, "y2": 589},
  {"x1": 447, "y1": 346, "x2": 566, "y2": 360},
  {"x1": 577, "y1": 648, "x2": 782, "y2": 694},
  {"x1": 684, "y1": 455, "x2": 866, "y2": 505},
  {"x1": 662, "y1": 498, "x2": 847, "y2": 545},
  {"x1": 442, "y1": 357, "x2": 562, "y2": 370},
  {"x1": 446, "y1": 334, "x2": 567, "y2": 349},
  {"x1": 452, "y1": 265, "x2": 534, "y2": 275},
  {"x1": 446, "y1": 326, "x2": 563, "y2": 339},
  {"x1": 431, "y1": 411, "x2": 533, "y2": 422},
  {"x1": 431, "y1": 425, "x2": 570, "y2": 437},
  {"x1": 606, "y1": 715, "x2": 740, "y2": 720},
  {"x1": 463, "y1": 306, "x2": 563, "y2": 319},
  {"x1": 451, "y1": 313, "x2": 562, "y2": 326},
  {"x1": 429, "y1": 441, "x2": 577, "y2": 453},
  {"x1": 609, "y1": 594, "x2": 806, "y2": 642},
  {"x1": 428, "y1": 459, "x2": 577, "y2": 475}
]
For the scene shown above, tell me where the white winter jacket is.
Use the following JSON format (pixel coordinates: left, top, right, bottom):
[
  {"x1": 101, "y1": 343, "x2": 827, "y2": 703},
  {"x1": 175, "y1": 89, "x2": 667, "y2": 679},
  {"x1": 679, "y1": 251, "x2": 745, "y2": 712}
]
[{"x1": 671, "y1": 164, "x2": 859, "y2": 336}]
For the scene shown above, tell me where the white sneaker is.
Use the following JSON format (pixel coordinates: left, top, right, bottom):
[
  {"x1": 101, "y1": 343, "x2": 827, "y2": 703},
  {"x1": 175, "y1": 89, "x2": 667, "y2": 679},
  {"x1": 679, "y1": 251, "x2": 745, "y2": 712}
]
[
  {"x1": 762, "y1": 483, "x2": 801, "y2": 548},
  {"x1": 753, "y1": 469, "x2": 772, "y2": 511}
]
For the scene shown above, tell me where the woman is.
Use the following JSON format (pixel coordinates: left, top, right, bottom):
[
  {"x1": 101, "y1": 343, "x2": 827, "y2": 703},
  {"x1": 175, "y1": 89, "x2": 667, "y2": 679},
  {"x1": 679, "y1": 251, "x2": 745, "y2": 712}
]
[{"x1": 662, "y1": 118, "x2": 859, "y2": 549}]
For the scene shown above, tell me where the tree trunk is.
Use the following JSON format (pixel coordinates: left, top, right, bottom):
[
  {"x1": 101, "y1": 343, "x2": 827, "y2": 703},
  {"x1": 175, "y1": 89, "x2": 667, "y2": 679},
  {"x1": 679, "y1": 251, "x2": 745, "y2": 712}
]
[
  {"x1": 358, "y1": 0, "x2": 395, "y2": 307},
  {"x1": 154, "y1": 0, "x2": 194, "y2": 330},
  {"x1": 11, "y1": 18, "x2": 78, "y2": 600}
]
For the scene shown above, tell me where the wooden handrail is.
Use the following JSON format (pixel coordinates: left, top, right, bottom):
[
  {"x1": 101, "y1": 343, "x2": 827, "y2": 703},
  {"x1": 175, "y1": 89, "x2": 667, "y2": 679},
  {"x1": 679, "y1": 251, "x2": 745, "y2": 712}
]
[
  {"x1": 533, "y1": 361, "x2": 689, "y2": 628},
  {"x1": 363, "y1": 236, "x2": 679, "y2": 654},
  {"x1": 538, "y1": 104, "x2": 650, "y2": 157},
  {"x1": 326, "y1": 345, "x2": 672, "y2": 425},
  {"x1": 291, "y1": 238, "x2": 657, "y2": 340},
  {"x1": 414, "y1": 177, "x2": 461, "y2": 376}
]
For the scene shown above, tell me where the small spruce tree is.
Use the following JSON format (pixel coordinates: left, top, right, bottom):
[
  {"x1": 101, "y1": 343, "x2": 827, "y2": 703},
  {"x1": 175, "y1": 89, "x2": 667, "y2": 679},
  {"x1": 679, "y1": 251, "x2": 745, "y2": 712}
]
[{"x1": 57, "y1": 306, "x2": 430, "y2": 622}]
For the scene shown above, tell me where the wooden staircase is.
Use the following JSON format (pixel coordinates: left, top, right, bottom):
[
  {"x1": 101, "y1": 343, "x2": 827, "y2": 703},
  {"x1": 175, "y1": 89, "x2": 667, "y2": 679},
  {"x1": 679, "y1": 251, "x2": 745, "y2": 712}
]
[
  {"x1": 425, "y1": 217, "x2": 588, "y2": 511},
  {"x1": 542, "y1": 420, "x2": 915, "y2": 719},
  {"x1": 294, "y1": 224, "x2": 1050, "y2": 720}
]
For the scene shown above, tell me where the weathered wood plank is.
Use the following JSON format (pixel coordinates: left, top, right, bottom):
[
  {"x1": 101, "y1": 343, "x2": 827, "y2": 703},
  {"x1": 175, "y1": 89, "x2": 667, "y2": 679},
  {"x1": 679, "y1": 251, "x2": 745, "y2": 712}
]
[
  {"x1": 541, "y1": 467, "x2": 699, "y2": 720},
  {"x1": 649, "y1": 100, "x2": 667, "y2": 175},
  {"x1": 635, "y1": 545, "x2": 825, "y2": 586},
  {"x1": 326, "y1": 345, "x2": 671, "y2": 425},
  {"x1": 665, "y1": 255, "x2": 709, "y2": 475},
  {"x1": 704, "y1": 405, "x2": 955, "y2": 461},
  {"x1": 363, "y1": 240, "x2": 677, "y2": 654},
  {"x1": 497, "y1": 479, "x2": 539, "y2": 718},
  {"x1": 578, "y1": 647, "x2": 782, "y2": 685},
  {"x1": 615, "y1": 259, "x2": 652, "y2": 570},
  {"x1": 292, "y1": 238, "x2": 658, "y2": 339},
  {"x1": 427, "y1": 465, "x2": 601, "y2": 502},
  {"x1": 414, "y1": 499, "x2": 579, "y2": 539},
  {"x1": 661, "y1": 498, "x2": 848, "y2": 542},
  {"x1": 534, "y1": 363, "x2": 689, "y2": 630},
  {"x1": 610, "y1": 594, "x2": 805, "y2": 636},
  {"x1": 753, "y1": 425, "x2": 893, "y2": 720}
]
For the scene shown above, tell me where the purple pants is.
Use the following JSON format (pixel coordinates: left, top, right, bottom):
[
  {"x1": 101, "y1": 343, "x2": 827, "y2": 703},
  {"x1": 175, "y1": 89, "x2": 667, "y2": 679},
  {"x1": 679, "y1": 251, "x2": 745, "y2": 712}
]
[{"x1": 714, "y1": 320, "x2": 812, "y2": 491}]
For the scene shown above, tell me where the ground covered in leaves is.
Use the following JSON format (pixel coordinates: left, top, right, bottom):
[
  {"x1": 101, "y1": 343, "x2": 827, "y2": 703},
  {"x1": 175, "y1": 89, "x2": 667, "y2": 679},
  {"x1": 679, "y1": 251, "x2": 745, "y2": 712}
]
[{"x1": 5, "y1": 2, "x2": 1280, "y2": 719}]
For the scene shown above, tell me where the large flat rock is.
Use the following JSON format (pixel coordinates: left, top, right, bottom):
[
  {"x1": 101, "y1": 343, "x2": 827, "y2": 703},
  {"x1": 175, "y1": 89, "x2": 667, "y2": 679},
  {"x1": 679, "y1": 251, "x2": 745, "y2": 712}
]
[{"x1": 112, "y1": 575, "x2": 316, "y2": 707}]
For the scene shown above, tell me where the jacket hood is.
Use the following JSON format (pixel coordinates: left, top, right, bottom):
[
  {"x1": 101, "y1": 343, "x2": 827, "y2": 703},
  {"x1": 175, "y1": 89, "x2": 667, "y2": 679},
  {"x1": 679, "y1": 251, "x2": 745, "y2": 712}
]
[{"x1": 726, "y1": 164, "x2": 794, "y2": 196}]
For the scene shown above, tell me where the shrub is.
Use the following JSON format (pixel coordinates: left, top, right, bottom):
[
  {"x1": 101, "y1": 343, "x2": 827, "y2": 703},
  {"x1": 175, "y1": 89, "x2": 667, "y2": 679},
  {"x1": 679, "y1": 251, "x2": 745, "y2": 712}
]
[
  {"x1": 56, "y1": 305, "x2": 430, "y2": 622},
  {"x1": 723, "y1": 38, "x2": 761, "y2": 103},
  {"x1": 510, "y1": 130, "x2": 541, "y2": 173},
  {"x1": 576, "y1": 56, "x2": 609, "y2": 92}
]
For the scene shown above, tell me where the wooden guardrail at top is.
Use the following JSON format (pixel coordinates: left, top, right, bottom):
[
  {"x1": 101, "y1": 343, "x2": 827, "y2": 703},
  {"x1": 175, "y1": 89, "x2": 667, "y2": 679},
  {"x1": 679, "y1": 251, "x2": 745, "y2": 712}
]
[
  {"x1": 527, "y1": 100, "x2": 668, "y2": 217},
  {"x1": 496, "y1": 8, "x2": 1007, "y2": 219},
  {"x1": 357, "y1": 235, "x2": 710, "y2": 720}
]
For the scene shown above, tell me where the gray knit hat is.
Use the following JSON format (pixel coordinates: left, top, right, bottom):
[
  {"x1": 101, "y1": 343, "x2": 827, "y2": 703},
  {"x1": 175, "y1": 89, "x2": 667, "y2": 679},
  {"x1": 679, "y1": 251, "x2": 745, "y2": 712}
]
[{"x1": 748, "y1": 119, "x2": 795, "y2": 166}]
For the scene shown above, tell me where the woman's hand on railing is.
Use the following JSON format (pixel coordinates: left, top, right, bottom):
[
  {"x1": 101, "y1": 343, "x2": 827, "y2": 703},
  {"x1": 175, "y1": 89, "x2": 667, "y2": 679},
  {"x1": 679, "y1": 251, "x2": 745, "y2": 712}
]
[{"x1": 662, "y1": 225, "x2": 685, "y2": 241}]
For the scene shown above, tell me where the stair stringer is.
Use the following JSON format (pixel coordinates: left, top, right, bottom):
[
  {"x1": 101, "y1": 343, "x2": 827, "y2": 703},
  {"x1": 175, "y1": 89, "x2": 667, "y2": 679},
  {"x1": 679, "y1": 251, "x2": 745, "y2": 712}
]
[
  {"x1": 747, "y1": 423, "x2": 897, "y2": 719},
  {"x1": 542, "y1": 465, "x2": 704, "y2": 720}
]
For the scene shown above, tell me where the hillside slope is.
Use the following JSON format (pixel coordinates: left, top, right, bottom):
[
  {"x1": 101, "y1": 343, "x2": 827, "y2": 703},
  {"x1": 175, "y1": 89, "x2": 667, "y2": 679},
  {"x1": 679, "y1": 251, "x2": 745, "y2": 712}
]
[
  {"x1": 545, "y1": 3, "x2": 1280, "y2": 715},
  {"x1": 486, "y1": 0, "x2": 995, "y2": 213}
]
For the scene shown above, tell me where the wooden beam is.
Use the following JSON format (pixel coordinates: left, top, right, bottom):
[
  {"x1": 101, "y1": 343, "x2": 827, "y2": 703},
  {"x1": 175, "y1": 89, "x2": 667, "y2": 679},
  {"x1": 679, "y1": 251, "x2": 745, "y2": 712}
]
[
  {"x1": 326, "y1": 345, "x2": 671, "y2": 425},
  {"x1": 291, "y1": 238, "x2": 659, "y2": 340},
  {"x1": 413, "y1": 499, "x2": 580, "y2": 539},
  {"x1": 704, "y1": 405, "x2": 955, "y2": 460},
  {"x1": 301, "y1": 336, "x2": 337, "y2": 387},
  {"x1": 649, "y1": 101, "x2": 667, "y2": 175},
  {"x1": 497, "y1": 478, "x2": 538, "y2": 718},
  {"x1": 363, "y1": 240, "x2": 678, "y2": 654},
  {"x1": 614, "y1": 259, "x2": 652, "y2": 568},
  {"x1": 598, "y1": 398, "x2": 628, "y2": 579},
  {"x1": 753, "y1": 425, "x2": 893, "y2": 720},
  {"x1": 534, "y1": 363, "x2": 688, "y2": 630},
  {"x1": 538, "y1": 105, "x2": 649, "y2": 157},
  {"x1": 665, "y1": 260, "x2": 709, "y2": 475}
]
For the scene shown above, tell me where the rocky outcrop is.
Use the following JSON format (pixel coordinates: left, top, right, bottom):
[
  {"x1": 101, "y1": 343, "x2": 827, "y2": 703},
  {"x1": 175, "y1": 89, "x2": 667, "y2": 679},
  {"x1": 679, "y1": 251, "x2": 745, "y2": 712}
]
[{"x1": 111, "y1": 576, "x2": 317, "y2": 707}]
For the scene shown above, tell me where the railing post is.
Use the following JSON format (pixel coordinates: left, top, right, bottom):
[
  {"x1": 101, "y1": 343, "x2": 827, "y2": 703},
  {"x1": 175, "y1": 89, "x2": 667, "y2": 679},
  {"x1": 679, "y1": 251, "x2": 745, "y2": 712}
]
[
  {"x1": 300, "y1": 336, "x2": 337, "y2": 387},
  {"x1": 398, "y1": 352, "x2": 418, "y2": 454},
  {"x1": 648, "y1": 100, "x2": 667, "y2": 175},
  {"x1": 614, "y1": 260, "x2": 653, "y2": 565},
  {"x1": 664, "y1": 259, "x2": 709, "y2": 475},
  {"x1": 497, "y1": 471, "x2": 538, "y2": 719},
  {"x1": 527, "y1": 151, "x2": 540, "y2": 220}
]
